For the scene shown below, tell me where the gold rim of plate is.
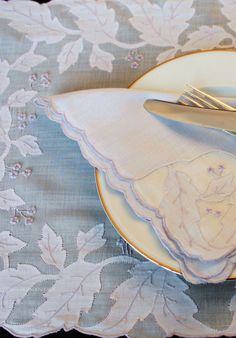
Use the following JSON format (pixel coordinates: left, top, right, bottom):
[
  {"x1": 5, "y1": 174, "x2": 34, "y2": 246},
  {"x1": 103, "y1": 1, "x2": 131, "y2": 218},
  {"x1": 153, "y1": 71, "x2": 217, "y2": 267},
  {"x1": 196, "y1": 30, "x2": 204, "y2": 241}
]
[{"x1": 95, "y1": 49, "x2": 236, "y2": 280}]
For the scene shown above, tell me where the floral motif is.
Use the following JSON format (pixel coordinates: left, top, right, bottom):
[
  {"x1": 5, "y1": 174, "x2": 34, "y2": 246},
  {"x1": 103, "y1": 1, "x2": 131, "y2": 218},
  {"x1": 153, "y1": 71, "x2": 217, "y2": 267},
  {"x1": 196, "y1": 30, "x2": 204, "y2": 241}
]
[
  {"x1": 6, "y1": 162, "x2": 32, "y2": 179},
  {"x1": 1, "y1": 0, "x2": 236, "y2": 76},
  {"x1": 10, "y1": 205, "x2": 36, "y2": 226},
  {"x1": 125, "y1": 49, "x2": 144, "y2": 69},
  {"x1": 29, "y1": 72, "x2": 51, "y2": 89}
]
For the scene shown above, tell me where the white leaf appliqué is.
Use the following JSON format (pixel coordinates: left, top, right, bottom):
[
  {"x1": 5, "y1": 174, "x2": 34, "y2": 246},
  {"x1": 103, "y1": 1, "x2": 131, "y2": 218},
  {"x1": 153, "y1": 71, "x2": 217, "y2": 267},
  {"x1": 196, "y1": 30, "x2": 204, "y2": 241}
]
[
  {"x1": 0, "y1": 60, "x2": 10, "y2": 95},
  {"x1": 68, "y1": 0, "x2": 118, "y2": 44},
  {"x1": 77, "y1": 223, "x2": 106, "y2": 259},
  {"x1": 29, "y1": 259, "x2": 103, "y2": 331},
  {"x1": 120, "y1": 0, "x2": 194, "y2": 46},
  {"x1": 38, "y1": 224, "x2": 66, "y2": 270},
  {"x1": 89, "y1": 45, "x2": 114, "y2": 72},
  {"x1": 0, "y1": 2, "x2": 72, "y2": 44},
  {"x1": 11, "y1": 50, "x2": 46, "y2": 72},
  {"x1": 182, "y1": 26, "x2": 232, "y2": 51},
  {"x1": 0, "y1": 106, "x2": 12, "y2": 135},
  {"x1": 3, "y1": 225, "x2": 136, "y2": 336},
  {"x1": 8, "y1": 89, "x2": 37, "y2": 108},
  {"x1": 13, "y1": 135, "x2": 42, "y2": 157},
  {"x1": 57, "y1": 38, "x2": 83, "y2": 74},
  {"x1": 0, "y1": 264, "x2": 48, "y2": 324},
  {"x1": 86, "y1": 262, "x2": 213, "y2": 337},
  {"x1": 0, "y1": 231, "x2": 26, "y2": 258},
  {"x1": 221, "y1": 0, "x2": 236, "y2": 35},
  {"x1": 0, "y1": 189, "x2": 24, "y2": 211},
  {"x1": 0, "y1": 105, "x2": 12, "y2": 146}
]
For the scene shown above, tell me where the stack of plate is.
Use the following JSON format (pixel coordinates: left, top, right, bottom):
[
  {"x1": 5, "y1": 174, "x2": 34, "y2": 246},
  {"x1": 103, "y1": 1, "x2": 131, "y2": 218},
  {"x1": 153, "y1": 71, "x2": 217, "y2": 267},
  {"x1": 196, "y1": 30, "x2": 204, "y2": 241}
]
[{"x1": 44, "y1": 51, "x2": 236, "y2": 283}]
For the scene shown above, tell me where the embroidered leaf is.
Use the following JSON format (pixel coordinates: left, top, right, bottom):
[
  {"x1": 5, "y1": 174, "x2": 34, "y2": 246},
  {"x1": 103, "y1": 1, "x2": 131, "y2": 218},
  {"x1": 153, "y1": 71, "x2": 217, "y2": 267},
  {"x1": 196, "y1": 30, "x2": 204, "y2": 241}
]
[
  {"x1": 0, "y1": 189, "x2": 24, "y2": 211},
  {"x1": 8, "y1": 89, "x2": 37, "y2": 108},
  {"x1": 85, "y1": 261, "x2": 157, "y2": 335},
  {"x1": 38, "y1": 224, "x2": 66, "y2": 270},
  {"x1": 4, "y1": 256, "x2": 137, "y2": 337},
  {"x1": 13, "y1": 135, "x2": 42, "y2": 157},
  {"x1": 0, "y1": 60, "x2": 10, "y2": 95},
  {"x1": 0, "y1": 231, "x2": 26, "y2": 258},
  {"x1": 57, "y1": 38, "x2": 83, "y2": 74},
  {"x1": 85, "y1": 262, "x2": 212, "y2": 337},
  {"x1": 89, "y1": 45, "x2": 114, "y2": 72},
  {"x1": 67, "y1": 0, "x2": 118, "y2": 44},
  {"x1": 0, "y1": 2, "x2": 71, "y2": 44},
  {"x1": 77, "y1": 223, "x2": 106, "y2": 259},
  {"x1": 182, "y1": 26, "x2": 232, "y2": 51},
  {"x1": 160, "y1": 169, "x2": 203, "y2": 250},
  {"x1": 0, "y1": 105, "x2": 12, "y2": 135},
  {"x1": 28, "y1": 259, "x2": 103, "y2": 330},
  {"x1": 203, "y1": 174, "x2": 235, "y2": 202},
  {"x1": 11, "y1": 50, "x2": 46, "y2": 72},
  {"x1": 119, "y1": 0, "x2": 194, "y2": 46},
  {"x1": 0, "y1": 264, "x2": 46, "y2": 323}
]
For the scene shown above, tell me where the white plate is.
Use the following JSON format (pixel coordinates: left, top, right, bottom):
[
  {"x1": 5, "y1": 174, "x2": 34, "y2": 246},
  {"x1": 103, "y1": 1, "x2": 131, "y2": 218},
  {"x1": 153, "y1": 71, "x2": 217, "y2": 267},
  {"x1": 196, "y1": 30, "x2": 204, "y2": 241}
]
[{"x1": 96, "y1": 50, "x2": 236, "y2": 279}]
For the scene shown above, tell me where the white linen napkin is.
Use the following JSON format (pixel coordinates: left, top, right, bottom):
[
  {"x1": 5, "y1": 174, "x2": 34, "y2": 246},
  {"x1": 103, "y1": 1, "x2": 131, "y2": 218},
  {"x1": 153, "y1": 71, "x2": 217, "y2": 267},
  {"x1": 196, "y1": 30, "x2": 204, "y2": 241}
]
[{"x1": 43, "y1": 88, "x2": 236, "y2": 283}]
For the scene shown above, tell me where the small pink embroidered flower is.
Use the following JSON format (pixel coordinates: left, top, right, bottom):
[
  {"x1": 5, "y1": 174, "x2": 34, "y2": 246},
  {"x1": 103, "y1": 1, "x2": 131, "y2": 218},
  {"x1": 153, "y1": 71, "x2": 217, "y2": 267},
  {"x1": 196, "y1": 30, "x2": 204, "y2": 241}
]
[
  {"x1": 13, "y1": 162, "x2": 22, "y2": 170},
  {"x1": 126, "y1": 53, "x2": 133, "y2": 61},
  {"x1": 29, "y1": 73, "x2": 38, "y2": 82},
  {"x1": 17, "y1": 112, "x2": 27, "y2": 121},
  {"x1": 7, "y1": 163, "x2": 32, "y2": 179},
  {"x1": 24, "y1": 216, "x2": 34, "y2": 225},
  {"x1": 28, "y1": 112, "x2": 37, "y2": 122},
  {"x1": 22, "y1": 168, "x2": 32, "y2": 177},
  {"x1": 131, "y1": 61, "x2": 139, "y2": 69},
  {"x1": 18, "y1": 121, "x2": 28, "y2": 130},
  {"x1": 125, "y1": 50, "x2": 144, "y2": 69},
  {"x1": 135, "y1": 54, "x2": 144, "y2": 62}
]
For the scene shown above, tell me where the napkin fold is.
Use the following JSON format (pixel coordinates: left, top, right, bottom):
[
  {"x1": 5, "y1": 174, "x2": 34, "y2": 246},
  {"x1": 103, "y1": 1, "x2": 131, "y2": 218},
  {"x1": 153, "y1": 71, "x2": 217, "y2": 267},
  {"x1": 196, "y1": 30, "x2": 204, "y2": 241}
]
[{"x1": 43, "y1": 88, "x2": 236, "y2": 284}]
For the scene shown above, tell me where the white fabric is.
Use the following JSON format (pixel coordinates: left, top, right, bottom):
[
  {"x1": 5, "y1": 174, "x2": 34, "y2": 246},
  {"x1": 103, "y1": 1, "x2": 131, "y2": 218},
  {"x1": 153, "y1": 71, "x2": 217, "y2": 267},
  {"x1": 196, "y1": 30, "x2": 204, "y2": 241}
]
[{"x1": 46, "y1": 88, "x2": 236, "y2": 283}]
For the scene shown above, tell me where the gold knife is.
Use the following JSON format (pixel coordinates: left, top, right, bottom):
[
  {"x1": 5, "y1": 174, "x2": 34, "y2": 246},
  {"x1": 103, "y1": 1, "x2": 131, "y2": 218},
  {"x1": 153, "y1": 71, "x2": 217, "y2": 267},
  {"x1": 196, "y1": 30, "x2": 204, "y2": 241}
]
[{"x1": 144, "y1": 99, "x2": 236, "y2": 132}]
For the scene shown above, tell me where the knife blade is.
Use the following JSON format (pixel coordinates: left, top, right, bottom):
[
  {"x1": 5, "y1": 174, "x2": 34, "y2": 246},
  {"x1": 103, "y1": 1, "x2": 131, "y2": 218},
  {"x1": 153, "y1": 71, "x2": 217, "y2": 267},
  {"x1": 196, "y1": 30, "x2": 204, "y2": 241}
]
[{"x1": 144, "y1": 99, "x2": 236, "y2": 132}]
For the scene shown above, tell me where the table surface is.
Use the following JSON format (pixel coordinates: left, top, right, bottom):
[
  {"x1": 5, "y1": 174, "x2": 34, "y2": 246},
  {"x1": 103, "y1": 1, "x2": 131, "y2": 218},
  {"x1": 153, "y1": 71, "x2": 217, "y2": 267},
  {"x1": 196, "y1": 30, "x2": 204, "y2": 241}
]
[{"x1": 0, "y1": 1, "x2": 236, "y2": 337}]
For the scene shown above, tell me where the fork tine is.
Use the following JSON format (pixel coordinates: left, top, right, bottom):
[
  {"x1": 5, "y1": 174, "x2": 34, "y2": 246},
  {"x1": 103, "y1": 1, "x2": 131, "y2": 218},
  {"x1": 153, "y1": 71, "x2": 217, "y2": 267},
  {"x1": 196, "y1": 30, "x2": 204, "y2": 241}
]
[
  {"x1": 178, "y1": 98, "x2": 189, "y2": 106},
  {"x1": 184, "y1": 91, "x2": 218, "y2": 109},
  {"x1": 180, "y1": 93, "x2": 204, "y2": 107},
  {"x1": 187, "y1": 85, "x2": 236, "y2": 111}
]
